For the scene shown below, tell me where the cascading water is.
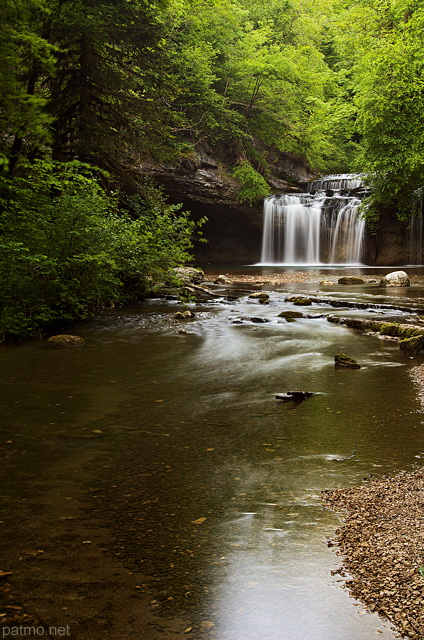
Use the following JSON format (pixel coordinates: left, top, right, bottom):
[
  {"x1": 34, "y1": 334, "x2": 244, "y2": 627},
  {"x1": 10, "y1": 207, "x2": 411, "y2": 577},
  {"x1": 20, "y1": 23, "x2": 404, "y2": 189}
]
[{"x1": 259, "y1": 174, "x2": 367, "y2": 265}]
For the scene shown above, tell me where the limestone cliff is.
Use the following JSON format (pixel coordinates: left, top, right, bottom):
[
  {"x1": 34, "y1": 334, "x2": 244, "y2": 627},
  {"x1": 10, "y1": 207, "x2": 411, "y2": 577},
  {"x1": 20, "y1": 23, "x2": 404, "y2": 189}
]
[{"x1": 140, "y1": 148, "x2": 316, "y2": 264}]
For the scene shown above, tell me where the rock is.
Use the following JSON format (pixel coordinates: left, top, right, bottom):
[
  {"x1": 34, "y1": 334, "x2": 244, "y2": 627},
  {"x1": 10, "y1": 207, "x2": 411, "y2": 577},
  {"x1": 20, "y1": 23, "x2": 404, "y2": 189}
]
[
  {"x1": 248, "y1": 292, "x2": 270, "y2": 300},
  {"x1": 399, "y1": 335, "x2": 424, "y2": 355},
  {"x1": 379, "y1": 270, "x2": 410, "y2": 287},
  {"x1": 173, "y1": 267, "x2": 205, "y2": 284},
  {"x1": 338, "y1": 277, "x2": 365, "y2": 285},
  {"x1": 285, "y1": 296, "x2": 313, "y2": 305},
  {"x1": 335, "y1": 353, "x2": 361, "y2": 369},
  {"x1": 275, "y1": 391, "x2": 313, "y2": 402},
  {"x1": 278, "y1": 311, "x2": 304, "y2": 320},
  {"x1": 174, "y1": 310, "x2": 196, "y2": 320},
  {"x1": 47, "y1": 334, "x2": 85, "y2": 348},
  {"x1": 320, "y1": 280, "x2": 334, "y2": 285},
  {"x1": 214, "y1": 274, "x2": 232, "y2": 284},
  {"x1": 238, "y1": 316, "x2": 270, "y2": 323}
]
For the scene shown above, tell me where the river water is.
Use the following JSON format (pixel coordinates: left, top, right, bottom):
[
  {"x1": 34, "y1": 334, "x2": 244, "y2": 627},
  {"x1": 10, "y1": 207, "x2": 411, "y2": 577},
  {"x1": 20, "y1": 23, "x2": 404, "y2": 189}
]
[{"x1": 1, "y1": 269, "x2": 424, "y2": 639}]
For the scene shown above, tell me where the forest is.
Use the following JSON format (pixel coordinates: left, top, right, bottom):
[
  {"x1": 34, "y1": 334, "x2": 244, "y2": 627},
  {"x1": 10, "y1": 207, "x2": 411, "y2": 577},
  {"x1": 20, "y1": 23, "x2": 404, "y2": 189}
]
[{"x1": 1, "y1": 0, "x2": 423, "y2": 339}]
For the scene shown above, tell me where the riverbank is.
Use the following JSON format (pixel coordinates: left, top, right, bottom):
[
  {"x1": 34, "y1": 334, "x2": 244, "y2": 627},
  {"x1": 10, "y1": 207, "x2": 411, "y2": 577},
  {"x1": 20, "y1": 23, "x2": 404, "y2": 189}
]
[
  {"x1": 323, "y1": 464, "x2": 424, "y2": 639},
  {"x1": 204, "y1": 270, "x2": 424, "y2": 286}
]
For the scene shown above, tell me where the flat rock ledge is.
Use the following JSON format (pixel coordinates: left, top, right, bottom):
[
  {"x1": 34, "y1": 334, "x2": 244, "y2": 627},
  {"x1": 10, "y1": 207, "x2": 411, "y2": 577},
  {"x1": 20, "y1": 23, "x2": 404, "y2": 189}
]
[
  {"x1": 327, "y1": 316, "x2": 424, "y2": 354},
  {"x1": 323, "y1": 469, "x2": 424, "y2": 639}
]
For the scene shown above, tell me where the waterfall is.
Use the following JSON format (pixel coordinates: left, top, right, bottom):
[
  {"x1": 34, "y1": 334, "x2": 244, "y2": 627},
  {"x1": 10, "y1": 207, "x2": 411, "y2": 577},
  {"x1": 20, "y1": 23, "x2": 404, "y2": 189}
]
[{"x1": 259, "y1": 174, "x2": 367, "y2": 265}]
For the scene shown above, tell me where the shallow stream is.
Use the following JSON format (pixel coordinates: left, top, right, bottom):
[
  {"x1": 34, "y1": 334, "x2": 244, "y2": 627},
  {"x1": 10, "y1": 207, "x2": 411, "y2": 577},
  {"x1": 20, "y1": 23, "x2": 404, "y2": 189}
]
[{"x1": 1, "y1": 270, "x2": 424, "y2": 639}]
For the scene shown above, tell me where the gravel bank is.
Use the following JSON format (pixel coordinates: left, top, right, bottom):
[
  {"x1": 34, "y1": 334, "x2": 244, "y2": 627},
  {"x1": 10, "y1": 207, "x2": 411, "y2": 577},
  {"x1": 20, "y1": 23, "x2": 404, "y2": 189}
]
[{"x1": 324, "y1": 469, "x2": 424, "y2": 639}]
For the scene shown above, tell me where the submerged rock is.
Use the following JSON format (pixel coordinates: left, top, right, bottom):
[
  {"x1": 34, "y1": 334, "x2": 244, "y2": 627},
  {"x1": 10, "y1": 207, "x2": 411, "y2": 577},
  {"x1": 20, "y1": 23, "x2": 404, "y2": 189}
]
[
  {"x1": 275, "y1": 391, "x2": 313, "y2": 402},
  {"x1": 379, "y1": 270, "x2": 410, "y2": 287},
  {"x1": 338, "y1": 276, "x2": 365, "y2": 285},
  {"x1": 335, "y1": 353, "x2": 361, "y2": 369},
  {"x1": 47, "y1": 334, "x2": 85, "y2": 348}
]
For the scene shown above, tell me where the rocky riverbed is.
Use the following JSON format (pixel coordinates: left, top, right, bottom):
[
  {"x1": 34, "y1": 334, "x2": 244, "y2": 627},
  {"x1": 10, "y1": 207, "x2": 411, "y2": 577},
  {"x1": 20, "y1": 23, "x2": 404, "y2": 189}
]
[{"x1": 323, "y1": 468, "x2": 424, "y2": 640}]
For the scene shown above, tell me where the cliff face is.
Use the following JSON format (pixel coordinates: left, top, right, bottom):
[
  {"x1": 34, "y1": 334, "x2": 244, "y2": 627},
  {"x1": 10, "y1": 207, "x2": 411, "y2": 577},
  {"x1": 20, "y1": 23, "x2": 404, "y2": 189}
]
[
  {"x1": 364, "y1": 213, "x2": 413, "y2": 266},
  {"x1": 141, "y1": 149, "x2": 316, "y2": 264}
]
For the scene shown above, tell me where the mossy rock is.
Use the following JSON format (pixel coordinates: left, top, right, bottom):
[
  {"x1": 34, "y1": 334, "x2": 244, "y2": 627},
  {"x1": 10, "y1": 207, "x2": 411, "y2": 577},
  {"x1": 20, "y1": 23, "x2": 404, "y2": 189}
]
[
  {"x1": 47, "y1": 334, "x2": 85, "y2": 348},
  {"x1": 399, "y1": 335, "x2": 424, "y2": 354},
  {"x1": 278, "y1": 311, "x2": 304, "y2": 320},
  {"x1": 174, "y1": 310, "x2": 195, "y2": 320},
  {"x1": 285, "y1": 296, "x2": 313, "y2": 306},
  {"x1": 338, "y1": 277, "x2": 365, "y2": 285},
  {"x1": 379, "y1": 323, "x2": 423, "y2": 339},
  {"x1": 249, "y1": 292, "x2": 270, "y2": 300},
  {"x1": 335, "y1": 353, "x2": 360, "y2": 369}
]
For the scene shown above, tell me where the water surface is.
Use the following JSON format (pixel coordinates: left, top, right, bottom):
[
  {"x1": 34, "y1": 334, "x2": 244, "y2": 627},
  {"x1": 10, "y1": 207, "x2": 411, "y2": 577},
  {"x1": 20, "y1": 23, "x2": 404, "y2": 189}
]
[{"x1": 1, "y1": 280, "x2": 424, "y2": 639}]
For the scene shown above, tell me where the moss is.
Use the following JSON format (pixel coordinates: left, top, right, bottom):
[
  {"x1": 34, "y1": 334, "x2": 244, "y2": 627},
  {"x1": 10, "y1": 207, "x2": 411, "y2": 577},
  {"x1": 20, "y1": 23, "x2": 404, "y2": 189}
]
[
  {"x1": 335, "y1": 353, "x2": 361, "y2": 369},
  {"x1": 278, "y1": 311, "x2": 304, "y2": 319},
  {"x1": 46, "y1": 334, "x2": 85, "y2": 348},
  {"x1": 399, "y1": 335, "x2": 424, "y2": 354},
  {"x1": 338, "y1": 277, "x2": 365, "y2": 285},
  {"x1": 285, "y1": 296, "x2": 313, "y2": 306}
]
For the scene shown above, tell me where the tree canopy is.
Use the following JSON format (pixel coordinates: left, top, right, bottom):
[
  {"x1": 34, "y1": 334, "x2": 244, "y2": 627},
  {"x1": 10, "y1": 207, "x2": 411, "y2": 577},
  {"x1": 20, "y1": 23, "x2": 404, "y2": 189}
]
[{"x1": 0, "y1": 0, "x2": 423, "y2": 338}]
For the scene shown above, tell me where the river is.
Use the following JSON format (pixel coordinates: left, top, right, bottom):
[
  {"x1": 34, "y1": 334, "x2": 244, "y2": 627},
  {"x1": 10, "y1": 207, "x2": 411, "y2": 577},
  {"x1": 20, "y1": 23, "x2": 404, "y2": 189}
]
[{"x1": 1, "y1": 267, "x2": 423, "y2": 640}]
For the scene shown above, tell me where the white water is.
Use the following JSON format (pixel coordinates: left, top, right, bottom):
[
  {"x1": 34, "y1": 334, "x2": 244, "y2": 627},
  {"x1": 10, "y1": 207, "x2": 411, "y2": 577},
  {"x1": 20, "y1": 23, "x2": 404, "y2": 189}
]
[{"x1": 259, "y1": 174, "x2": 366, "y2": 265}]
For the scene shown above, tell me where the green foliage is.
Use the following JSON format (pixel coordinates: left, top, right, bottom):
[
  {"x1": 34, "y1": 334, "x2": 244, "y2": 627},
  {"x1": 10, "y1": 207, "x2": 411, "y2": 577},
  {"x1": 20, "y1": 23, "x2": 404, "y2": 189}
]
[
  {"x1": 332, "y1": 0, "x2": 424, "y2": 226},
  {"x1": 232, "y1": 160, "x2": 271, "y2": 205},
  {"x1": 0, "y1": 163, "x2": 202, "y2": 339}
]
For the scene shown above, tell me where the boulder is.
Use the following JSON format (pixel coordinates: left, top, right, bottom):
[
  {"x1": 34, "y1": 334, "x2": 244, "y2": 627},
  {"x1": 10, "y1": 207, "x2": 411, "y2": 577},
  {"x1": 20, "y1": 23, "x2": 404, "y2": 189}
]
[
  {"x1": 47, "y1": 334, "x2": 85, "y2": 348},
  {"x1": 278, "y1": 311, "x2": 304, "y2": 320},
  {"x1": 338, "y1": 277, "x2": 365, "y2": 285},
  {"x1": 285, "y1": 296, "x2": 313, "y2": 306},
  {"x1": 174, "y1": 310, "x2": 196, "y2": 320},
  {"x1": 399, "y1": 335, "x2": 424, "y2": 355},
  {"x1": 173, "y1": 267, "x2": 205, "y2": 284},
  {"x1": 379, "y1": 271, "x2": 410, "y2": 287},
  {"x1": 214, "y1": 274, "x2": 232, "y2": 284},
  {"x1": 335, "y1": 353, "x2": 360, "y2": 369},
  {"x1": 248, "y1": 292, "x2": 270, "y2": 300}
]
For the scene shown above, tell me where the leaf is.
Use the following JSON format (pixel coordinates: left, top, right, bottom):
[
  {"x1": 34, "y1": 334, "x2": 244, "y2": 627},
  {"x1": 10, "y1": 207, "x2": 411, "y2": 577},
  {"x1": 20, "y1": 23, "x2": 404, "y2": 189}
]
[
  {"x1": 418, "y1": 567, "x2": 424, "y2": 576},
  {"x1": 191, "y1": 517, "x2": 207, "y2": 525}
]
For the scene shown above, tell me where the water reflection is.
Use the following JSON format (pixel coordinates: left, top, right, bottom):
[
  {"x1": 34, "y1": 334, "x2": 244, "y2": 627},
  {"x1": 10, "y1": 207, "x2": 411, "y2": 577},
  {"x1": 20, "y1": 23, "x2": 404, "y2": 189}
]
[{"x1": 1, "y1": 282, "x2": 424, "y2": 639}]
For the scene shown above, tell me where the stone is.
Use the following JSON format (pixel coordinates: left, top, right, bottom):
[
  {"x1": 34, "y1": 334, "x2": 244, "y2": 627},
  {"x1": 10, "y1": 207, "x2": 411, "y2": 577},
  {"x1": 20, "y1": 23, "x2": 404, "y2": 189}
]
[
  {"x1": 214, "y1": 275, "x2": 232, "y2": 284},
  {"x1": 248, "y1": 292, "x2": 270, "y2": 300},
  {"x1": 338, "y1": 277, "x2": 365, "y2": 285},
  {"x1": 335, "y1": 353, "x2": 361, "y2": 369},
  {"x1": 173, "y1": 267, "x2": 205, "y2": 284},
  {"x1": 399, "y1": 335, "x2": 424, "y2": 355},
  {"x1": 47, "y1": 334, "x2": 85, "y2": 348},
  {"x1": 238, "y1": 316, "x2": 270, "y2": 323},
  {"x1": 275, "y1": 391, "x2": 313, "y2": 402},
  {"x1": 285, "y1": 296, "x2": 313, "y2": 306},
  {"x1": 320, "y1": 280, "x2": 334, "y2": 286},
  {"x1": 278, "y1": 311, "x2": 304, "y2": 320},
  {"x1": 174, "y1": 310, "x2": 195, "y2": 320},
  {"x1": 379, "y1": 271, "x2": 410, "y2": 288}
]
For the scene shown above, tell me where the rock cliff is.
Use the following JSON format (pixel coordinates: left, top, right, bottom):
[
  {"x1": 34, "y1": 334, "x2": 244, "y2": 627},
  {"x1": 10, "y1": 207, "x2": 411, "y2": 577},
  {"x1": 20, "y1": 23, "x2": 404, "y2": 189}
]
[{"x1": 140, "y1": 148, "x2": 316, "y2": 264}]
